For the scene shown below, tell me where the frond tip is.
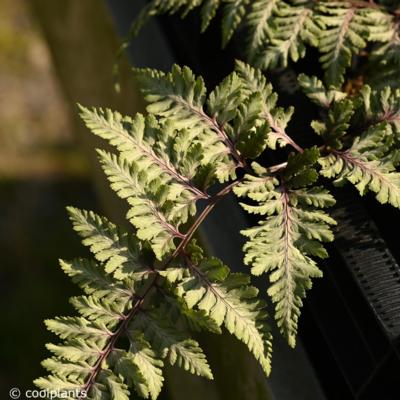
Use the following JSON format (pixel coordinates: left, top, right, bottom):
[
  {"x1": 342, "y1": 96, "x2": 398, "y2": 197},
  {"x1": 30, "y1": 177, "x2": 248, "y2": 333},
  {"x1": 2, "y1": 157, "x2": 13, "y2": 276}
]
[{"x1": 235, "y1": 152, "x2": 336, "y2": 347}]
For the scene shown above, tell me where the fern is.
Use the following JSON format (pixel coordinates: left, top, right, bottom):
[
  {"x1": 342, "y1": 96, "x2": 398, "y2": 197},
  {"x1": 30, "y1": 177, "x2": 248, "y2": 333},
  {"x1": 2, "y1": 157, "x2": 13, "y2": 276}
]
[
  {"x1": 36, "y1": 64, "x2": 282, "y2": 399},
  {"x1": 319, "y1": 124, "x2": 400, "y2": 207},
  {"x1": 255, "y1": 1, "x2": 319, "y2": 70},
  {"x1": 316, "y1": 2, "x2": 392, "y2": 86},
  {"x1": 309, "y1": 82, "x2": 400, "y2": 207},
  {"x1": 234, "y1": 149, "x2": 336, "y2": 346},
  {"x1": 358, "y1": 85, "x2": 400, "y2": 136},
  {"x1": 130, "y1": 0, "x2": 396, "y2": 87},
  {"x1": 37, "y1": 59, "x2": 400, "y2": 398}
]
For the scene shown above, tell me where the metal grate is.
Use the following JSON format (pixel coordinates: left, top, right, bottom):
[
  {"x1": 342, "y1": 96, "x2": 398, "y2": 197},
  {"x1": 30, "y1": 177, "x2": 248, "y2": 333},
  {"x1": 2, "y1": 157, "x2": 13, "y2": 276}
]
[{"x1": 332, "y1": 196, "x2": 400, "y2": 341}]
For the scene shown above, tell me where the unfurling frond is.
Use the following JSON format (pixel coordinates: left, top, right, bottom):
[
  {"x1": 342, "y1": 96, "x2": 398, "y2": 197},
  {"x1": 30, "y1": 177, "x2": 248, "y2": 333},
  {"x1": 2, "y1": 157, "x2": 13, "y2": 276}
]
[{"x1": 235, "y1": 149, "x2": 336, "y2": 347}]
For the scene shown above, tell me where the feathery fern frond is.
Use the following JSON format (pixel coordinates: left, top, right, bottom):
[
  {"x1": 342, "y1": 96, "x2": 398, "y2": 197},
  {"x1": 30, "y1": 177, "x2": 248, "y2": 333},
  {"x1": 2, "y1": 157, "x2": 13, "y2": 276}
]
[
  {"x1": 235, "y1": 149, "x2": 336, "y2": 346},
  {"x1": 245, "y1": 0, "x2": 280, "y2": 61},
  {"x1": 358, "y1": 85, "x2": 400, "y2": 136},
  {"x1": 130, "y1": 307, "x2": 213, "y2": 379},
  {"x1": 319, "y1": 123, "x2": 400, "y2": 208},
  {"x1": 255, "y1": 1, "x2": 319, "y2": 70},
  {"x1": 37, "y1": 235, "x2": 220, "y2": 399},
  {"x1": 298, "y1": 74, "x2": 347, "y2": 108},
  {"x1": 134, "y1": 63, "x2": 294, "y2": 177},
  {"x1": 38, "y1": 58, "x2": 400, "y2": 399},
  {"x1": 131, "y1": 0, "x2": 395, "y2": 87},
  {"x1": 134, "y1": 65, "x2": 241, "y2": 181},
  {"x1": 311, "y1": 99, "x2": 354, "y2": 150},
  {"x1": 67, "y1": 207, "x2": 150, "y2": 279},
  {"x1": 316, "y1": 2, "x2": 392, "y2": 86},
  {"x1": 221, "y1": 0, "x2": 250, "y2": 47},
  {"x1": 174, "y1": 252, "x2": 273, "y2": 376},
  {"x1": 316, "y1": 82, "x2": 400, "y2": 208},
  {"x1": 235, "y1": 61, "x2": 300, "y2": 151},
  {"x1": 38, "y1": 203, "x2": 274, "y2": 398},
  {"x1": 79, "y1": 105, "x2": 212, "y2": 259}
]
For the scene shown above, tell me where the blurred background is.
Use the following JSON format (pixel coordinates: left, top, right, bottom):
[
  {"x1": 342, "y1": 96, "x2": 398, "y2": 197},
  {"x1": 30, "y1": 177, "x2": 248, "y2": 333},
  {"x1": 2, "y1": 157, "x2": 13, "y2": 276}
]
[
  {"x1": 0, "y1": 0, "x2": 89, "y2": 389},
  {"x1": 0, "y1": 0, "x2": 143, "y2": 394}
]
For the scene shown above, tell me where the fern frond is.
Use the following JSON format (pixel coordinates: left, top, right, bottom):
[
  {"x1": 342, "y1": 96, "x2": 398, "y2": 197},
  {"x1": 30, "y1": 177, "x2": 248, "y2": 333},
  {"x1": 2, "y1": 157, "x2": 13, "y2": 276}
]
[
  {"x1": 316, "y1": 2, "x2": 392, "y2": 86},
  {"x1": 200, "y1": 0, "x2": 221, "y2": 31},
  {"x1": 221, "y1": 0, "x2": 250, "y2": 47},
  {"x1": 256, "y1": 1, "x2": 319, "y2": 70},
  {"x1": 130, "y1": 308, "x2": 213, "y2": 379},
  {"x1": 78, "y1": 107, "x2": 208, "y2": 200},
  {"x1": 39, "y1": 59, "x2": 400, "y2": 398},
  {"x1": 79, "y1": 104, "x2": 214, "y2": 258},
  {"x1": 98, "y1": 151, "x2": 184, "y2": 259},
  {"x1": 125, "y1": 333, "x2": 164, "y2": 400},
  {"x1": 39, "y1": 199, "x2": 233, "y2": 400},
  {"x1": 69, "y1": 295, "x2": 127, "y2": 327},
  {"x1": 38, "y1": 252, "x2": 221, "y2": 400},
  {"x1": 35, "y1": 375, "x2": 83, "y2": 394},
  {"x1": 134, "y1": 64, "x2": 295, "y2": 180},
  {"x1": 235, "y1": 61, "x2": 298, "y2": 151},
  {"x1": 371, "y1": 23, "x2": 400, "y2": 67},
  {"x1": 174, "y1": 254, "x2": 273, "y2": 376},
  {"x1": 319, "y1": 123, "x2": 400, "y2": 208},
  {"x1": 59, "y1": 258, "x2": 122, "y2": 296},
  {"x1": 234, "y1": 93, "x2": 270, "y2": 159},
  {"x1": 367, "y1": 63, "x2": 400, "y2": 91},
  {"x1": 130, "y1": 0, "x2": 395, "y2": 87},
  {"x1": 207, "y1": 72, "x2": 243, "y2": 125},
  {"x1": 134, "y1": 65, "x2": 240, "y2": 181},
  {"x1": 235, "y1": 149, "x2": 336, "y2": 346},
  {"x1": 246, "y1": 0, "x2": 280, "y2": 61},
  {"x1": 311, "y1": 99, "x2": 354, "y2": 150},
  {"x1": 298, "y1": 74, "x2": 347, "y2": 108},
  {"x1": 67, "y1": 207, "x2": 150, "y2": 278},
  {"x1": 358, "y1": 85, "x2": 400, "y2": 136}
]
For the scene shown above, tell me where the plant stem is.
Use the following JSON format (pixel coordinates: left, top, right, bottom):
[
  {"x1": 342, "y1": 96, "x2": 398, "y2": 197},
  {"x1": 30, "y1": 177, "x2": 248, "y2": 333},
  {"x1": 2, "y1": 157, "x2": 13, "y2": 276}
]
[
  {"x1": 265, "y1": 161, "x2": 288, "y2": 174},
  {"x1": 172, "y1": 179, "x2": 242, "y2": 258},
  {"x1": 79, "y1": 275, "x2": 157, "y2": 399},
  {"x1": 79, "y1": 178, "x2": 240, "y2": 397}
]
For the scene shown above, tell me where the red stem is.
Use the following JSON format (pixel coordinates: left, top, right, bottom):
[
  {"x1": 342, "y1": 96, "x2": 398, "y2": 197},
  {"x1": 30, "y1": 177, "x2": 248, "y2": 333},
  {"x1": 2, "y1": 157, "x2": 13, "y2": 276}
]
[{"x1": 78, "y1": 179, "x2": 241, "y2": 397}]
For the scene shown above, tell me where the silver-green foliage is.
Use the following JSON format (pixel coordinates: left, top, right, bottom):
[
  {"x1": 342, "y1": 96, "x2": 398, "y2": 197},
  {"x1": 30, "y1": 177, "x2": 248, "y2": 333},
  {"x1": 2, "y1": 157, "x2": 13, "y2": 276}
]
[
  {"x1": 234, "y1": 149, "x2": 336, "y2": 346},
  {"x1": 131, "y1": 0, "x2": 396, "y2": 87},
  {"x1": 37, "y1": 62, "x2": 400, "y2": 398}
]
